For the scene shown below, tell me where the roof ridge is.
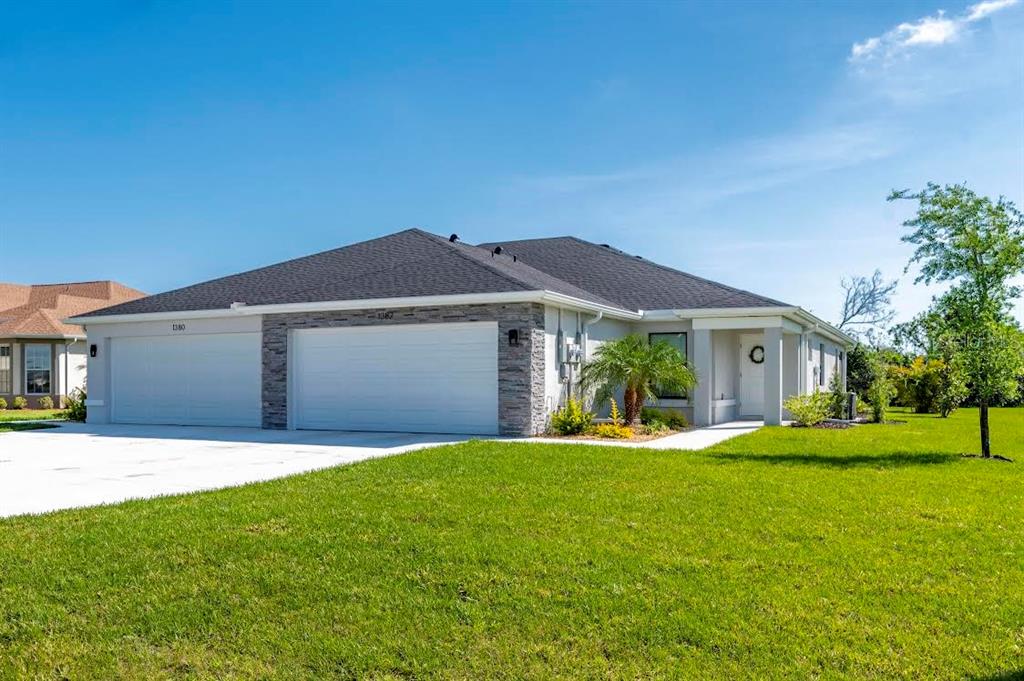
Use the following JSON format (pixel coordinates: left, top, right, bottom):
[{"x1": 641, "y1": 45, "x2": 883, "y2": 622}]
[{"x1": 411, "y1": 229, "x2": 541, "y2": 293}]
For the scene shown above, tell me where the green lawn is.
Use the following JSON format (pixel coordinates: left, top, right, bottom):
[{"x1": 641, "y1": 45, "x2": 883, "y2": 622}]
[
  {"x1": 1, "y1": 409, "x2": 1022, "y2": 678},
  {"x1": 0, "y1": 422, "x2": 56, "y2": 433},
  {"x1": 0, "y1": 408, "x2": 65, "y2": 422}
]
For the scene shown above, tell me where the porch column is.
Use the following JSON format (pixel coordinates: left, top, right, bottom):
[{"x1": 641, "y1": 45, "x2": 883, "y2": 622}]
[
  {"x1": 763, "y1": 326, "x2": 783, "y2": 425},
  {"x1": 692, "y1": 329, "x2": 713, "y2": 427}
]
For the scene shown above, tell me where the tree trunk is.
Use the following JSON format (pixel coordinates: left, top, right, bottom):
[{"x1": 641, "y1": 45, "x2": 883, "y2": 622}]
[
  {"x1": 623, "y1": 386, "x2": 640, "y2": 426},
  {"x1": 980, "y1": 400, "x2": 991, "y2": 458}
]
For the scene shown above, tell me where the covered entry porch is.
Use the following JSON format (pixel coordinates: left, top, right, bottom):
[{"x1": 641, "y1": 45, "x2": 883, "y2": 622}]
[{"x1": 688, "y1": 315, "x2": 810, "y2": 427}]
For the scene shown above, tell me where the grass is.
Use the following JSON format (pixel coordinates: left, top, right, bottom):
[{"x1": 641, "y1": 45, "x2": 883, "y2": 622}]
[
  {"x1": 1, "y1": 408, "x2": 1022, "y2": 678},
  {"x1": 0, "y1": 422, "x2": 57, "y2": 433},
  {"x1": 0, "y1": 408, "x2": 65, "y2": 422}
]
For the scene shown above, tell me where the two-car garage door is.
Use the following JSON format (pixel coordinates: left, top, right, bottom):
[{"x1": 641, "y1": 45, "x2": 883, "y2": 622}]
[
  {"x1": 111, "y1": 333, "x2": 262, "y2": 427},
  {"x1": 292, "y1": 322, "x2": 499, "y2": 434},
  {"x1": 109, "y1": 322, "x2": 499, "y2": 434}
]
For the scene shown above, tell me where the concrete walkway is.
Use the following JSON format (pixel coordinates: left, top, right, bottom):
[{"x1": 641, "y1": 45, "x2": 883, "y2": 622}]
[{"x1": 521, "y1": 419, "x2": 764, "y2": 449}]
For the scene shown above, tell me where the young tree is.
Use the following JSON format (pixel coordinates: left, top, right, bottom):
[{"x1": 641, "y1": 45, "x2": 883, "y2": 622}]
[
  {"x1": 579, "y1": 334, "x2": 697, "y2": 426},
  {"x1": 890, "y1": 183, "x2": 1024, "y2": 457},
  {"x1": 838, "y1": 269, "x2": 898, "y2": 338}
]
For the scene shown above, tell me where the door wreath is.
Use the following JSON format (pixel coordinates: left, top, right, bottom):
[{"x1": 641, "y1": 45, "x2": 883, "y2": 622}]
[{"x1": 749, "y1": 345, "x2": 765, "y2": 364}]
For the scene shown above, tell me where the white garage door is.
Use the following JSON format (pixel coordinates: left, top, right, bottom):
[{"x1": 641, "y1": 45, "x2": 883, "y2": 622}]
[
  {"x1": 111, "y1": 333, "x2": 261, "y2": 427},
  {"x1": 292, "y1": 322, "x2": 499, "y2": 434}
]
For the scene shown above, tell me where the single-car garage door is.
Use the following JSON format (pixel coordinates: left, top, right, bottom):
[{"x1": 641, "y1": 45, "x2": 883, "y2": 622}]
[
  {"x1": 111, "y1": 333, "x2": 261, "y2": 427},
  {"x1": 292, "y1": 322, "x2": 499, "y2": 434}
]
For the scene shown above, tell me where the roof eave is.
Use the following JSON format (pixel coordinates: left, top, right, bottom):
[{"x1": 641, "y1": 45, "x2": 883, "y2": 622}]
[
  {"x1": 67, "y1": 290, "x2": 641, "y2": 325},
  {"x1": 640, "y1": 307, "x2": 855, "y2": 346}
]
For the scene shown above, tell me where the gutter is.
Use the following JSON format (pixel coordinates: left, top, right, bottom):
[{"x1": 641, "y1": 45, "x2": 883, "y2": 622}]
[{"x1": 580, "y1": 310, "x2": 603, "y2": 362}]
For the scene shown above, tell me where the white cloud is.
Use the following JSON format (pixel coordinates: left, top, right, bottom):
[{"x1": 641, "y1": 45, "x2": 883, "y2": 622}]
[
  {"x1": 967, "y1": 0, "x2": 1019, "y2": 21},
  {"x1": 849, "y1": 0, "x2": 1018, "y2": 62},
  {"x1": 898, "y1": 14, "x2": 960, "y2": 45}
]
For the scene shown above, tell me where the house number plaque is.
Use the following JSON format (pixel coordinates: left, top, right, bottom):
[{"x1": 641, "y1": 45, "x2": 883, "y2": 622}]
[
  {"x1": 376, "y1": 311, "x2": 394, "y2": 320},
  {"x1": 172, "y1": 323, "x2": 187, "y2": 332}
]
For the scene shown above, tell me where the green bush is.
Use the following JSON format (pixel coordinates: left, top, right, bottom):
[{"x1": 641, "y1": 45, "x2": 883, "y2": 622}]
[
  {"x1": 64, "y1": 389, "x2": 87, "y2": 422},
  {"x1": 0, "y1": 397, "x2": 6, "y2": 410},
  {"x1": 640, "y1": 406, "x2": 688, "y2": 430},
  {"x1": 12, "y1": 396, "x2": 27, "y2": 410},
  {"x1": 37, "y1": 395, "x2": 54, "y2": 410},
  {"x1": 550, "y1": 398, "x2": 593, "y2": 436},
  {"x1": 783, "y1": 391, "x2": 830, "y2": 427},
  {"x1": 592, "y1": 423, "x2": 634, "y2": 439},
  {"x1": 868, "y1": 372, "x2": 896, "y2": 424},
  {"x1": 827, "y1": 369, "x2": 847, "y2": 419}
]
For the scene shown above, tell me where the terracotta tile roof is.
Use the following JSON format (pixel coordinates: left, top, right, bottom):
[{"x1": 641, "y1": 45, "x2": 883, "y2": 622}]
[{"x1": 0, "y1": 281, "x2": 146, "y2": 337}]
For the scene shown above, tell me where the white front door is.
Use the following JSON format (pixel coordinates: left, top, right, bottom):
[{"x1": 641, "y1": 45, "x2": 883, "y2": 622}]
[
  {"x1": 111, "y1": 333, "x2": 262, "y2": 427},
  {"x1": 739, "y1": 333, "x2": 764, "y2": 417},
  {"x1": 291, "y1": 322, "x2": 499, "y2": 434}
]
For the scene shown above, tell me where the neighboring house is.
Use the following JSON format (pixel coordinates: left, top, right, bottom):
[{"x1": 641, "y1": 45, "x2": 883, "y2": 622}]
[
  {"x1": 69, "y1": 229, "x2": 853, "y2": 434},
  {"x1": 0, "y1": 281, "x2": 146, "y2": 408}
]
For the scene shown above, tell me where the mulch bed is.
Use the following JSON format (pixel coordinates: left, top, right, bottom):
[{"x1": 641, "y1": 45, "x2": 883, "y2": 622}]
[{"x1": 541, "y1": 427, "x2": 693, "y2": 443}]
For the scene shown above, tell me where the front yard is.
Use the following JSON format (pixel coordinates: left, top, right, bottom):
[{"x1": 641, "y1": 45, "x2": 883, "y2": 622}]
[
  {"x1": 0, "y1": 408, "x2": 65, "y2": 423},
  {"x1": 1, "y1": 409, "x2": 1022, "y2": 678}
]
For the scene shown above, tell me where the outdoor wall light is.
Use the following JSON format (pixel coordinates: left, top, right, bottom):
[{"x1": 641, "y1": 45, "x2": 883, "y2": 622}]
[
  {"x1": 508, "y1": 329, "x2": 520, "y2": 346},
  {"x1": 90, "y1": 344, "x2": 98, "y2": 358}
]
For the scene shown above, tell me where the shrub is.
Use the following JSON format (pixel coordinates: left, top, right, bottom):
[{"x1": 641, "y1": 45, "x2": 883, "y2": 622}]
[
  {"x1": 37, "y1": 395, "x2": 54, "y2": 410},
  {"x1": 64, "y1": 389, "x2": 87, "y2": 422},
  {"x1": 867, "y1": 372, "x2": 896, "y2": 424},
  {"x1": 783, "y1": 391, "x2": 830, "y2": 427},
  {"x1": 592, "y1": 423, "x2": 634, "y2": 439},
  {"x1": 608, "y1": 398, "x2": 623, "y2": 426},
  {"x1": 827, "y1": 369, "x2": 847, "y2": 419},
  {"x1": 640, "y1": 406, "x2": 688, "y2": 430},
  {"x1": 12, "y1": 396, "x2": 27, "y2": 410},
  {"x1": 550, "y1": 398, "x2": 593, "y2": 436},
  {"x1": 0, "y1": 397, "x2": 6, "y2": 410}
]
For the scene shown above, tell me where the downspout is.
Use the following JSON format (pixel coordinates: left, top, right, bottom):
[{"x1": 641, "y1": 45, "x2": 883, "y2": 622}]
[{"x1": 581, "y1": 311, "x2": 603, "y2": 362}]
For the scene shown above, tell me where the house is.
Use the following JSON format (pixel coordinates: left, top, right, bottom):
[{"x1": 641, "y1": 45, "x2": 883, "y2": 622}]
[
  {"x1": 69, "y1": 229, "x2": 853, "y2": 434},
  {"x1": 1, "y1": 281, "x2": 146, "y2": 408}
]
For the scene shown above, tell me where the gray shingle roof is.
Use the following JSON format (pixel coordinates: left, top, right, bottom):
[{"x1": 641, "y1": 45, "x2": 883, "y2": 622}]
[
  {"x1": 478, "y1": 236, "x2": 790, "y2": 310},
  {"x1": 84, "y1": 229, "x2": 623, "y2": 317},
  {"x1": 84, "y1": 229, "x2": 790, "y2": 319}
]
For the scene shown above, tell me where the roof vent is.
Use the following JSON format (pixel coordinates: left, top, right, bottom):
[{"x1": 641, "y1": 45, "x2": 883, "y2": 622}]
[
  {"x1": 600, "y1": 244, "x2": 610, "y2": 248},
  {"x1": 492, "y1": 246, "x2": 503, "y2": 256},
  {"x1": 449, "y1": 233, "x2": 459, "y2": 243}
]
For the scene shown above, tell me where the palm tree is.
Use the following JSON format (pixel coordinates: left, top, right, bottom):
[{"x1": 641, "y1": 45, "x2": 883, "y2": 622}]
[{"x1": 578, "y1": 334, "x2": 698, "y2": 426}]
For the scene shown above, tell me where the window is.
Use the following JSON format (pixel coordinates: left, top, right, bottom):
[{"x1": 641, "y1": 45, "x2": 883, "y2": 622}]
[
  {"x1": 0, "y1": 345, "x2": 10, "y2": 394},
  {"x1": 649, "y1": 332, "x2": 688, "y2": 398},
  {"x1": 25, "y1": 344, "x2": 51, "y2": 395},
  {"x1": 819, "y1": 343, "x2": 826, "y2": 387}
]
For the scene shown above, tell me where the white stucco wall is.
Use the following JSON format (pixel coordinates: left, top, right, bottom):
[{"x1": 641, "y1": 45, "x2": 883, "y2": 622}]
[
  {"x1": 56, "y1": 341, "x2": 88, "y2": 399},
  {"x1": 805, "y1": 332, "x2": 844, "y2": 393},
  {"x1": 84, "y1": 315, "x2": 263, "y2": 424}
]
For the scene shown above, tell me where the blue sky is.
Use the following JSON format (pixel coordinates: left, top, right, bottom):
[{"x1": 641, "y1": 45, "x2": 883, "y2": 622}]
[{"x1": 2, "y1": 0, "x2": 1021, "y2": 325}]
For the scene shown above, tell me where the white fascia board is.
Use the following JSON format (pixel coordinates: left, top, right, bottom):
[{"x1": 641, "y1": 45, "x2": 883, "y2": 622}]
[
  {"x1": 692, "y1": 316, "x2": 784, "y2": 330},
  {"x1": 793, "y1": 309, "x2": 856, "y2": 347},
  {"x1": 67, "y1": 290, "x2": 640, "y2": 326},
  {"x1": 641, "y1": 307, "x2": 854, "y2": 346}
]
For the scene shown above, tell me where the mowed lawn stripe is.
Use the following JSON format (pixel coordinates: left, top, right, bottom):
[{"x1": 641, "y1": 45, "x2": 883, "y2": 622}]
[{"x1": 1, "y1": 408, "x2": 1022, "y2": 678}]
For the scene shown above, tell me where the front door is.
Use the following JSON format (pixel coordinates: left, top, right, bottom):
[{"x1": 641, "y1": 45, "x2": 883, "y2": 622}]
[{"x1": 739, "y1": 333, "x2": 764, "y2": 417}]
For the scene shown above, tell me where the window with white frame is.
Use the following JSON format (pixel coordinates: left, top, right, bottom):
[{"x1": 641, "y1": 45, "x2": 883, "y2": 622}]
[
  {"x1": 0, "y1": 345, "x2": 10, "y2": 394},
  {"x1": 25, "y1": 344, "x2": 51, "y2": 395}
]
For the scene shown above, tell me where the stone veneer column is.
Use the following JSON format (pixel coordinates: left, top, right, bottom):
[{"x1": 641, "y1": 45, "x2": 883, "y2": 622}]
[{"x1": 261, "y1": 302, "x2": 546, "y2": 436}]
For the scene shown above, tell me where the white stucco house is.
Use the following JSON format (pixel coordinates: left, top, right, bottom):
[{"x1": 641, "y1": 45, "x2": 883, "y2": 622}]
[{"x1": 68, "y1": 229, "x2": 853, "y2": 435}]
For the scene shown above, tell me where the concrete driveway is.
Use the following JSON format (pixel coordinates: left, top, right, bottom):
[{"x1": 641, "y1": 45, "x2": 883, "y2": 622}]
[{"x1": 0, "y1": 423, "x2": 476, "y2": 518}]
